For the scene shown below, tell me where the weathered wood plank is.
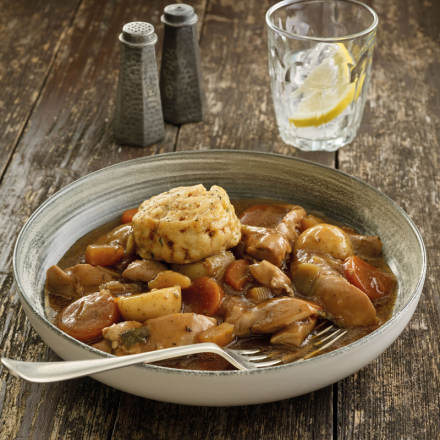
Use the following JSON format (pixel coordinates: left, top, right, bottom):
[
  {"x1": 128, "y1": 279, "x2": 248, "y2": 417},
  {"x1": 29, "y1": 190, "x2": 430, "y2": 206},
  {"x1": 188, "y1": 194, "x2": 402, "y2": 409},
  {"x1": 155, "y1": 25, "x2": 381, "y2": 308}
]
[
  {"x1": 0, "y1": 0, "x2": 203, "y2": 438},
  {"x1": 175, "y1": 0, "x2": 334, "y2": 168},
  {"x1": 337, "y1": 0, "x2": 440, "y2": 438},
  {"x1": 0, "y1": 0, "x2": 80, "y2": 180},
  {"x1": 111, "y1": 386, "x2": 333, "y2": 440}
]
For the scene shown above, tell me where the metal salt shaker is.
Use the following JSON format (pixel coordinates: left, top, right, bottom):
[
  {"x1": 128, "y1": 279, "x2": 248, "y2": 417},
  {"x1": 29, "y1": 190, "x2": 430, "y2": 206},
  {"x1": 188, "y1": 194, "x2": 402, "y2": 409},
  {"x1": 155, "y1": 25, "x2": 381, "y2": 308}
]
[
  {"x1": 114, "y1": 22, "x2": 165, "y2": 147},
  {"x1": 160, "y1": 4, "x2": 207, "y2": 125}
]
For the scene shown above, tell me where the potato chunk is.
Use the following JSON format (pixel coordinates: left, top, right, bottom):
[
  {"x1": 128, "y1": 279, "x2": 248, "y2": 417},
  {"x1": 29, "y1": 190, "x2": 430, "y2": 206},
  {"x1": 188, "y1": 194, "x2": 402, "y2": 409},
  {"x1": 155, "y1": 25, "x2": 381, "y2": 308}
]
[
  {"x1": 294, "y1": 224, "x2": 355, "y2": 261},
  {"x1": 132, "y1": 185, "x2": 241, "y2": 264},
  {"x1": 116, "y1": 287, "x2": 182, "y2": 322}
]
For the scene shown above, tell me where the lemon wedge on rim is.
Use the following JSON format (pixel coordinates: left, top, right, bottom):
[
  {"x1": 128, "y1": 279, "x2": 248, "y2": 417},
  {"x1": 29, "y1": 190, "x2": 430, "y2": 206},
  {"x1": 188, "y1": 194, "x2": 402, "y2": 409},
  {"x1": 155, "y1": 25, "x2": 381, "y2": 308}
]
[{"x1": 288, "y1": 43, "x2": 356, "y2": 128}]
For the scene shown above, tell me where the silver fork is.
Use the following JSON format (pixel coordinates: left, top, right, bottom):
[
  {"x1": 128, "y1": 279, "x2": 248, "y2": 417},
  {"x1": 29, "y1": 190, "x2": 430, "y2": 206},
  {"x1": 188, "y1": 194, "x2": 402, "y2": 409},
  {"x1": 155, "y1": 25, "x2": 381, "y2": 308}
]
[
  {"x1": 1, "y1": 342, "x2": 281, "y2": 383},
  {"x1": 301, "y1": 323, "x2": 348, "y2": 360}
]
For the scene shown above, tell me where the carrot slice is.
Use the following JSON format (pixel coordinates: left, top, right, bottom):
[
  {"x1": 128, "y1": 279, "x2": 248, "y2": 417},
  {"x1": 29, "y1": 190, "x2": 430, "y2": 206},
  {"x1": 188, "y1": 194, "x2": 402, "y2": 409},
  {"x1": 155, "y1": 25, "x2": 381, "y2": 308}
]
[
  {"x1": 58, "y1": 291, "x2": 121, "y2": 342},
  {"x1": 182, "y1": 277, "x2": 225, "y2": 316},
  {"x1": 344, "y1": 256, "x2": 396, "y2": 301},
  {"x1": 121, "y1": 208, "x2": 138, "y2": 224},
  {"x1": 85, "y1": 244, "x2": 124, "y2": 267},
  {"x1": 198, "y1": 322, "x2": 236, "y2": 346},
  {"x1": 224, "y1": 260, "x2": 251, "y2": 291}
]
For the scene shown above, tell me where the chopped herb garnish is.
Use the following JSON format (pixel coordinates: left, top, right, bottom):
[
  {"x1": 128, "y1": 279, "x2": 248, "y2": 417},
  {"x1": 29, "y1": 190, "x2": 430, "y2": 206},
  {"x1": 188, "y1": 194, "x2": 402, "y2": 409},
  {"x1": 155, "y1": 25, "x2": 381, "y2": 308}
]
[
  {"x1": 159, "y1": 237, "x2": 163, "y2": 247},
  {"x1": 121, "y1": 327, "x2": 150, "y2": 348},
  {"x1": 151, "y1": 252, "x2": 155, "y2": 259},
  {"x1": 185, "y1": 326, "x2": 193, "y2": 332}
]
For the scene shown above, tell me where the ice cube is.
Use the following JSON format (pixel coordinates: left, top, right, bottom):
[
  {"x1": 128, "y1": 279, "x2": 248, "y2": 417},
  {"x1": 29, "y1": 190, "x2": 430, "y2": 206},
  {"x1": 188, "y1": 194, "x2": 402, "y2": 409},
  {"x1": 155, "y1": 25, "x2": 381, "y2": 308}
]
[
  {"x1": 284, "y1": 61, "x2": 309, "y2": 89},
  {"x1": 285, "y1": 18, "x2": 314, "y2": 37},
  {"x1": 300, "y1": 43, "x2": 339, "y2": 77}
]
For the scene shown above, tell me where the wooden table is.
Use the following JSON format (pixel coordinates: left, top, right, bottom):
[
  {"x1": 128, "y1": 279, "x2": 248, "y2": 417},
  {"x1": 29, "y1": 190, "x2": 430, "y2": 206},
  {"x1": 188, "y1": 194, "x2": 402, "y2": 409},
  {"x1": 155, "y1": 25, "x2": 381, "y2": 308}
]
[{"x1": 0, "y1": 0, "x2": 438, "y2": 438}]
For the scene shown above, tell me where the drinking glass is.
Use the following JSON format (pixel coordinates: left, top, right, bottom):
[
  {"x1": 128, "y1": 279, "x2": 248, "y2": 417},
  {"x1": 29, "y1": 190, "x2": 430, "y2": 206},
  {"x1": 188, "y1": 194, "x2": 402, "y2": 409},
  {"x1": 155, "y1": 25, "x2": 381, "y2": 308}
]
[{"x1": 266, "y1": 0, "x2": 378, "y2": 152}]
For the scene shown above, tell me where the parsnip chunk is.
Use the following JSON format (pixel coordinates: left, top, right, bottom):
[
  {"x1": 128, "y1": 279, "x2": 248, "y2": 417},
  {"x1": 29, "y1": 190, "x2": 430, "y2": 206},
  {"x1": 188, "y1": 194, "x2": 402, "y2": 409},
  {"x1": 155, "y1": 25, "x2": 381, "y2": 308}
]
[
  {"x1": 148, "y1": 270, "x2": 191, "y2": 290},
  {"x1": 116, "y1": 287, "x2": 182, "y2": 322}
]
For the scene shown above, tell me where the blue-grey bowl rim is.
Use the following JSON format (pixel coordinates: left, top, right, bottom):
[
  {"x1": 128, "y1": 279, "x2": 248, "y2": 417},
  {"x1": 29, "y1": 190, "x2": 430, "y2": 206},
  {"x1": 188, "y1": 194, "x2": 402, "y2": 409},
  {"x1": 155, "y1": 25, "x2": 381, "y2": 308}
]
[{"x1": 13, "y1": 149, "x2": 427, "y2": 377}]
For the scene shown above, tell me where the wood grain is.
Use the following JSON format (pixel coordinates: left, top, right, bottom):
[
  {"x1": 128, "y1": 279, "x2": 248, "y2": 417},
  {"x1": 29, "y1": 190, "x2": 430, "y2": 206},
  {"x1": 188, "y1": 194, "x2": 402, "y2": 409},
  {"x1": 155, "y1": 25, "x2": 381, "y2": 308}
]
[
  {"x1": 112, "y1": 386, "x2": 332, "y2": 440},
  {"x1": 175, "y1": 0, "x2": 334, "y2": 168},
  {"x1": 337, "y1": 0, "x2": 440, "y2": 438},
  {"x1": 0, "y1": 0, "x2": 80, "y2": 180},
  {"x1": 0, "y1": 1, "x2": 204, "y2": 438}
]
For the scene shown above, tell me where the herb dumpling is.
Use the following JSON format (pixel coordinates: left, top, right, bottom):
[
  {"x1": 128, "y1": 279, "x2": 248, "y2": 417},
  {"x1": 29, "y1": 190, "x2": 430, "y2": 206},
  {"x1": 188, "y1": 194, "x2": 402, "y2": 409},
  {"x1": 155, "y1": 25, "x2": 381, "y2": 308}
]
[{"x1": 133, "y1": 185, "x2": 241, "y2": 264}]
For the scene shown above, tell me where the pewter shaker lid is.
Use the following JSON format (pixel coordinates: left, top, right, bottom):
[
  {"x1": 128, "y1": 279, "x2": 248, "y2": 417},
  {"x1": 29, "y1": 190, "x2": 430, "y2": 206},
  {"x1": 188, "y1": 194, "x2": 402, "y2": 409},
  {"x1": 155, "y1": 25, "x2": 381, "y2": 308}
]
[
  {"x1": 120, "y1": 22, "x2": 157, "y2": 45},
  {"x1": 161, "y1": 4, "x2": 198, "y2": 26}
]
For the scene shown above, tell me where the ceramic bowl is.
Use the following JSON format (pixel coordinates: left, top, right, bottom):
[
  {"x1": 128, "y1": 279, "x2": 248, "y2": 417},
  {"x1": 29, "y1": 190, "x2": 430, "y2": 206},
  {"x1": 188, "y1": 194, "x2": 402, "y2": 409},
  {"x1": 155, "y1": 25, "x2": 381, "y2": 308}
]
[{"x1": 13, "y1": 151, "x2": 426, "y2": 406}]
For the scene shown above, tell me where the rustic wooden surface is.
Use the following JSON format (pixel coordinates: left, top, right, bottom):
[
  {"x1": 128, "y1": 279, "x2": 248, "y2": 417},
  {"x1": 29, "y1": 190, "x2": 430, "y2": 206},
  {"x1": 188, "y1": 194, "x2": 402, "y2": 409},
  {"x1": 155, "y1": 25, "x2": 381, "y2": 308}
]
[{"x1": 0, "y1": 0, "x2": 437, "y2": 438}]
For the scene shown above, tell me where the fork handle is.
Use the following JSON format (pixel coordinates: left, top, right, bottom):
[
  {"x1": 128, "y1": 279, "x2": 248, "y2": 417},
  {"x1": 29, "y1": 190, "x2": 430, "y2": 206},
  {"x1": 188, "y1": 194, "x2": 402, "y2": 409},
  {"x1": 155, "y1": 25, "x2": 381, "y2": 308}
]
[{"x1": 1, "y1": 343, "x2": 245, "y2": 383}]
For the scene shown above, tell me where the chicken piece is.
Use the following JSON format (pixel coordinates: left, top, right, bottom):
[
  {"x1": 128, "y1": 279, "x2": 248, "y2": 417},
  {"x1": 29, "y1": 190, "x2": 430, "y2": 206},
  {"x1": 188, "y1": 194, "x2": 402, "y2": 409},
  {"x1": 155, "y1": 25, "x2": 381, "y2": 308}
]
[
  {"x1": 104, "y1": 314, "x2": 217, "y2": 355},
  {"x1": 171, "y1": 251, "x2": 235, "y2": 281},
  {"x1": 132, "y1": 185, "x2": 241, "y2": 264},
  {"x1": 46, "y1": 265, "x2": 78, "y2": 299},
  {"x1": 66, "y1": 264, "x2": 121, "y2": 295},
  {"x1": 114, "y1": 255, "x2": 137, "y2": 272},
  {"x1": 241, "y1": 225, "x2": 291, "y2": 267},
  {"x1": 312, "y1": 274, "x2": 377, "y2": 327},
  {"x1": 342, "y1": 229, "x2": 383, "y2": 258},
  {"x1": 102, "y1": 321, "x2": 144, "y2": 353},
  {"x1": 122, "y1": 260, "x2": 167, "y2": 283},
  {"x1": 142, "y1": 313, "x2": 217, "y2": 351},
  {"x1": 292, "y1": 257, "x2": 377, "y2": 328},
  {"x1": 222, "y1": 296, "x2": 318, "y2": 337},
  {"x1": 291, "y1": 250, "x2": 345, "y2": 279},
  {"x1": 249, "y1": 260, "x2": 293, "y2": 296},
  {"x1": 99, "y1": 281, "x2": 145, "y2": 296},
  {"x1": 239, "y1": 204, "x2": 306, "y2": 244},
  {"x1": 294, "y1": 224, "x2": 355, "y2": 261},
  {"x1": 90, "y1": 338, "x2": 113, "y2": 354},
  {"x1": 270, "y1": 316, "x2": 318, "y2": 347},
  {"x1": 95, "y1": 224, "x2": 133, "y2": 250}
]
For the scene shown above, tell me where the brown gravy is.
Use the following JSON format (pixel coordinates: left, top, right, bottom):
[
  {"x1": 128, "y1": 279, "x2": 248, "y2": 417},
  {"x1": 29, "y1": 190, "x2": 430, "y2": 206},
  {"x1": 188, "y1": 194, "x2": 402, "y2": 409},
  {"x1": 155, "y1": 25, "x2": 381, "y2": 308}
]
[{"x1": 46, "y1": 199, "x2": 397, "y2": 370}]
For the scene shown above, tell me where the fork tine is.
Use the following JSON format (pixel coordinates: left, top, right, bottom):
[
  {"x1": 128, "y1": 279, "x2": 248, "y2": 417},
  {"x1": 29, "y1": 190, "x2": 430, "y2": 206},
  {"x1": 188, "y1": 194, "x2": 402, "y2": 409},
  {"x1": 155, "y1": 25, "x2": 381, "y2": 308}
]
[
  {"x1": 315, "y1": 328, "x2": 344, "y2": 345},
  {"x1": 235, "y1": 349, "x2": 260, "y2": 355},
  {"x1": 313, "y1": 320, "x2": 328, "y2": 331},
  {"x1": 312, "y1": 324, "x2": 335, "y2": 338},
  {"x1": 245, "y1": 355, "x2": 268, "y2": 361},
  {"x1": 252, "y1": 359, "x2": 282, "y2": 368},
  {"x1": 303, "y1": 330, "x2": 348, "y2": 360}
]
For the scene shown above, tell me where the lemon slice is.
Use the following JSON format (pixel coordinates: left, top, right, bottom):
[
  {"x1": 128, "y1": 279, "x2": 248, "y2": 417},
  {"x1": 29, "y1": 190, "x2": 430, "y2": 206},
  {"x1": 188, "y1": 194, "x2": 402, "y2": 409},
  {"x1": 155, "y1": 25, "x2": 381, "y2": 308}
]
[{"x1": 289, "y1": 44, "x2": 356, "y2": 128}]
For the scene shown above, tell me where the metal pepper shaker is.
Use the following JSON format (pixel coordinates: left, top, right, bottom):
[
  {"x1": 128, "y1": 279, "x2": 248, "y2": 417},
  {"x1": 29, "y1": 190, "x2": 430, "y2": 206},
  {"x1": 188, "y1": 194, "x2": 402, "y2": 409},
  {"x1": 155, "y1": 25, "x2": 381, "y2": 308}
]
[
  {"x1": 114, "y1": 22, "x2": 165, "y2": 147},
  {"x1": 160, "y1": 4, "x2": 207, "y2": 125}
]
